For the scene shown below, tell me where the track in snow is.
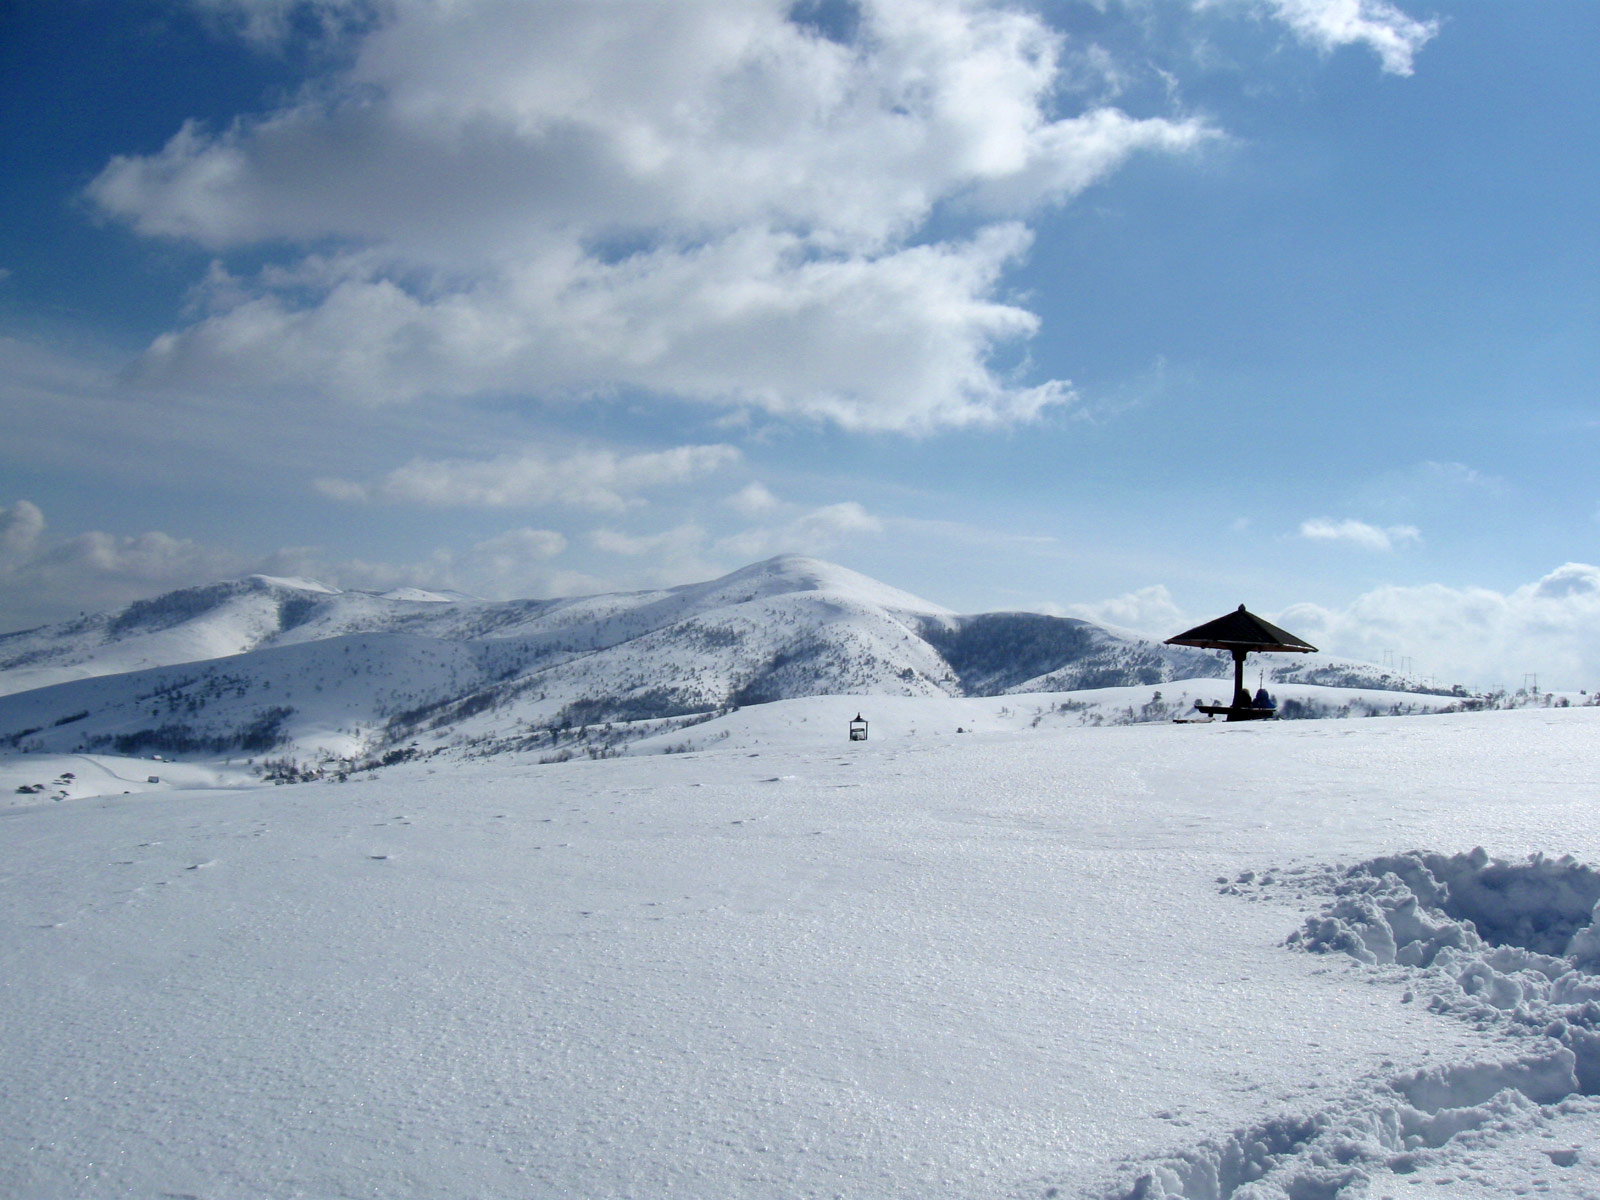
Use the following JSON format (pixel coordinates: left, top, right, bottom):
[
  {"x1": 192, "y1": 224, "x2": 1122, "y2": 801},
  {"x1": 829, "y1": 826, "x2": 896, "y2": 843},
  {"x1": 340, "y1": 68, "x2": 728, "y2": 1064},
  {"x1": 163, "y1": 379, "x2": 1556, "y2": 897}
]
[{"x1": 1097, "y1": 850, "x2": 1600, "y2": 1199}]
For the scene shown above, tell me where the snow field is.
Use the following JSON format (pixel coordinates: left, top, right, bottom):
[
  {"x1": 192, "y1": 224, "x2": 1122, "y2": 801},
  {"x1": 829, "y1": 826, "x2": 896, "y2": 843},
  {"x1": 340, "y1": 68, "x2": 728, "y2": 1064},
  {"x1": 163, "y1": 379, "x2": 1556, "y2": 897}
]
[
  {"x1": 1, "y1": 752, "x2": 258, "y2": 807},
  {"x1": 4, "y1": 707, "x2": 1600, "y2": 1197},
  {"x1": 622, "y1": 685, "x2": 1470, "y2": 760}
]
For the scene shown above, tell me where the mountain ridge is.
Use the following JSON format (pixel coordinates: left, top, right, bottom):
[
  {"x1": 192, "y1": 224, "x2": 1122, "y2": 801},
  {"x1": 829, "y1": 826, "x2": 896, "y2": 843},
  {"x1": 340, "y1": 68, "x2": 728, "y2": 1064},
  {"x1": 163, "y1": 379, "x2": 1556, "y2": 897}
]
[{"x1": 0, "y1": 555, "x2": 1440, "y2": 768}]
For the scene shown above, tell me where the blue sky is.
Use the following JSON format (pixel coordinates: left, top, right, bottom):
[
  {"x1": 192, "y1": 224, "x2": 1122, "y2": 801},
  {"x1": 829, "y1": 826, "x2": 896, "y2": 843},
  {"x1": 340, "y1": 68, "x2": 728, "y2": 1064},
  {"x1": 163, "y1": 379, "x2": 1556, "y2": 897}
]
[{"x1": 2, "y1": 0, "x2": 1598, "y2": 688}]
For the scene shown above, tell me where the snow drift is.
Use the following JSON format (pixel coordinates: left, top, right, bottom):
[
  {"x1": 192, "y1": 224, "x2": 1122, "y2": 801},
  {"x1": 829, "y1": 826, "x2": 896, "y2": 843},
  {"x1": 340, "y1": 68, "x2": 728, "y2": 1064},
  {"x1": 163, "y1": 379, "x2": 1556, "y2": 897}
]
[{"x1": 1114, "y1": 849, "x2": 1600, "y2": 1199}]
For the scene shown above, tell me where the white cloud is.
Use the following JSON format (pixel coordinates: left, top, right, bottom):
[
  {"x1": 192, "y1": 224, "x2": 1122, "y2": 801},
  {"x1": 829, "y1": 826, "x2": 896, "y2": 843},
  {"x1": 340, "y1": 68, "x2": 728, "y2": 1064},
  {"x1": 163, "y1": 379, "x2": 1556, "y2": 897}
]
[
  {"x1": 90, "y1": 0, "x2": 1214, "y2": 431},
  {"x1": 588, "y1": 494, "x2": 883, "y2": 587},
  {"x1": 43, "y1": 530, "x2": 217, "y2": 580},
  {"x1": 456, "y1": 528, "x2": 568, "y2": 591},
  {"x1": 264, "y1": 529, "x2": 585, "y2": 600},
  {"x1": 0, "y1": 488, "x2": 881, "y2": 632},
  {"x1": 1298, "y1": 517, "x2": 1421, "y2": 552},
  {"x1": 725, "y1": 483, "x2": 781, "y2": 516},
  {"x1": 716, "y1": 501, "x2": 883, "y2": 561},
  {"x1": 0, "y1": 498, "x2": 585, "y2": 629},
  {"x1": 589, "y1": 524, "x2": 708, "y2": 559},
  {"x1": 1065, "y1": 584, "x2": 1188, "y2": 636},
  {"x1": 1279, "y1": 563, "x2": 1600, "y2": 690},
  {"x1": 317, "y1": 444, "x2": 740, "y2": 510},
  {"x1": 137, "y1": 225, "x2": 1080, "y2": 430},
  {"x1": 0, "y1": 500, "x2": 255, "y2": 630},
  {"x1": 1255, "y1": 0, "x2": 1439, "y2": 76},
  {"x1": 0, "y1": 500, "x2": 45, "y2": 558},
  {"x1": 797, "y1": 502, "x2": 884, "y2": 539}
]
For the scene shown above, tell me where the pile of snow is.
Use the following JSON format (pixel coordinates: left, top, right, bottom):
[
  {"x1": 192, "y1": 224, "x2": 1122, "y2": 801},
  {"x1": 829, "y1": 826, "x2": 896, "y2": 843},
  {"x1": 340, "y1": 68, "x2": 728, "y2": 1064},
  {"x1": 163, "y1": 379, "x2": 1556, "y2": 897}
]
[
  {"x1": 1115, "y1": 848, "x2": 1600, "y2": 1198},
  {"x1": 1287, "y1": 850, "x2": 1600, "y2": 1093},
  {"x1": 1292, "y1": 849, "x2": 1600, "y2": 968}
]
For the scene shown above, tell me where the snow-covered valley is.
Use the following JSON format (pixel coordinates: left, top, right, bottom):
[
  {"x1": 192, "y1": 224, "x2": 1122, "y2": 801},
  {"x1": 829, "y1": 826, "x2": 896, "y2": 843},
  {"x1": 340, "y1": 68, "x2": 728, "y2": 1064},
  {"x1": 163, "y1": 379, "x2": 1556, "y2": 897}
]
[{"x1": 6, "y1": 704, "x2": 1600, "y2": 1198}]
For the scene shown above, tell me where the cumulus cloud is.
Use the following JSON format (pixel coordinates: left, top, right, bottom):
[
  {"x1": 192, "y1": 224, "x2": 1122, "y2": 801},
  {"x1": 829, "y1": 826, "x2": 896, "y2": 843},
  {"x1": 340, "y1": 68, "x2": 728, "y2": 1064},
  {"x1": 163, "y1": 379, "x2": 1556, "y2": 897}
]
[
  {"x1": 716, "y1": 500, "x2": 884, "y2": 561},
  {"x1": 573, "y1": 483, "x2": 888, "y2": 580},
  {"x1": 590, "y1": 524, "x2": 708, "y2": 559},
  {"x1": 1298, "y1": 517, "x2": 1421, "y2": 552},
  {"x1": 1280, "y1": 563, "x2": 1600, "y2": 690},
  {"x1": 725, "y1": 483, "x2": 781, "y2": 516},
  {"x1": 1065, "y1": 584, "x2": 1188, "y2": 636},
  {"x1": 0, "y1": 498, "x2": 585, "y2": 629},
  {"x1": 0, "y1": 488, "x2": 883, "y2": 631},
  {"x1": 252, "y1": 529, "x2": 588, "y2": 600},
  {"x1": 136, "y1": 225, "x2": 1078, "y2": 430},
  {"x1": 90, "y1": 0, "x2": 1214, "y2": 431},
  {"x1": 0, "y1": 500, "x2": 45, "y2": 558},
  {"x1": 316, "y1": 443, "x2": 740, "y2": 510},
  {"x1": 453, "y1": 528, "x2": 569, "y2": 592},
  {"x1": 798, "y1": 502, "x2": 885, "y2": 538},
  {"x1": 0, "y1": 500, "x2": 255, "y2": 630},
  {"x1": 1257, "y1": 0, "x2": 1439, "y2": 76},
  {"x1": 42, "y1": 530, "x2": 221, "y2": 580}
]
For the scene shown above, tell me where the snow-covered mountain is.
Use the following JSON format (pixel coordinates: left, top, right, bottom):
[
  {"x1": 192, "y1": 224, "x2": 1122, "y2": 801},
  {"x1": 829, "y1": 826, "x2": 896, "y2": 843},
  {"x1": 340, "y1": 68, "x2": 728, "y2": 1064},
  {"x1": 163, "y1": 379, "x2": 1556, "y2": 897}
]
[{"x1": 0, "y1": 555, "x2": 1435, "y2": 767}]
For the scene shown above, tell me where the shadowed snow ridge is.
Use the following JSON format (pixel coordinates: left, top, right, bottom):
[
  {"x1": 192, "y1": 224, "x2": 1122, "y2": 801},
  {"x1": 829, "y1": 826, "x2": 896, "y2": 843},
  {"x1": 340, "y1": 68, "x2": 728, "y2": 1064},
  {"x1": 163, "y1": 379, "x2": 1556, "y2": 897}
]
[{"x1": 1097, "y1": 850, "x2": 1600, "y2": 1200}]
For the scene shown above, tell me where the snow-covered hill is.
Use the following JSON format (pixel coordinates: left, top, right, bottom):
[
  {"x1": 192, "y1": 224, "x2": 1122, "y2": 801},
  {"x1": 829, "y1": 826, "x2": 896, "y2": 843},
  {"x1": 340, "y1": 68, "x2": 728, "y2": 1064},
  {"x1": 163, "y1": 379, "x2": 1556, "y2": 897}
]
[{"x1": 0, "y1": 555, "x2": 1453, "y2": 769}]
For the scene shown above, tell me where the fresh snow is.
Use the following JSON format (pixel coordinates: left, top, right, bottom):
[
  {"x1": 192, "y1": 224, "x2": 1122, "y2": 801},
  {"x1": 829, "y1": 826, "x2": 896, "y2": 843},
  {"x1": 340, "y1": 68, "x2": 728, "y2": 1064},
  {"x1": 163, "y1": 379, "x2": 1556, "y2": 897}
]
[
  {"x1": 245, "y1": 574, "x2": 343, "y2": 595},
  {"x1": 6, "y1": 706, "x2": 1600, "y2": 1197},
  {"x1": 378, "y1": 587, "x2": 472, "y2": 603},
  {"x1": 0, "y1": 555, "x2": 1459, "y2": 769},
  {"x1": 1, "y1": 752, "x2": 258, "y2": 808}
]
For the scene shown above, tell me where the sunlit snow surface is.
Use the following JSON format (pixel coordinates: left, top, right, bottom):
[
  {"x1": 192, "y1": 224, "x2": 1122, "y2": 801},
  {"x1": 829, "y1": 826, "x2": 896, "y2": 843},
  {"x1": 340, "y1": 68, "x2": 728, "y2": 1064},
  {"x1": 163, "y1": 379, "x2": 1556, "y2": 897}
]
[{"x1": 5, "y1": 706, "x2": 1600, "y2": 1198}]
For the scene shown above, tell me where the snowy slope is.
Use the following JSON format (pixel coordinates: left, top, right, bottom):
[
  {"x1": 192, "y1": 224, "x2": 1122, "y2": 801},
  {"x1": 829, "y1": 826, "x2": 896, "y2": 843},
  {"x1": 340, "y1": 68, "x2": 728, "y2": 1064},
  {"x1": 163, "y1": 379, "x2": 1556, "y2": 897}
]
[
  {"x1": 0, "y1": 557, "x2": 951, "y2": 696},
  {"x1": 0, "y1": 555, "x2": 1459, "y2": 771},
  {"x1": 5, "y1": 706, "x2": 1600, "y2": 1197},
  {"x1": 0, "y1": 574, "x2": 468, "y2": 695}
]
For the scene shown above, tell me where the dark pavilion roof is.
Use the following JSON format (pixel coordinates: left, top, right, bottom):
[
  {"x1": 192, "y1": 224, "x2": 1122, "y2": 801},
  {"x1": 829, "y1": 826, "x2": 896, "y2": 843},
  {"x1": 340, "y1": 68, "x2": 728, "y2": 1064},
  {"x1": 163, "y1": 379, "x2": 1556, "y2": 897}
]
[{"x1": 1165, "y1": 605, "x2": 1317, "y2": 654}]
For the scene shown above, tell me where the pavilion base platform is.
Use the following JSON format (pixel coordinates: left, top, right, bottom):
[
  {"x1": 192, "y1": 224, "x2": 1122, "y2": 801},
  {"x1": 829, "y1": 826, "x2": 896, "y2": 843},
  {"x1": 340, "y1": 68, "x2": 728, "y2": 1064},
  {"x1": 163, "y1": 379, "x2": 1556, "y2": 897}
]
[{"x1": 1192, "y1": 704, "x2": 1277, "y2": 722}]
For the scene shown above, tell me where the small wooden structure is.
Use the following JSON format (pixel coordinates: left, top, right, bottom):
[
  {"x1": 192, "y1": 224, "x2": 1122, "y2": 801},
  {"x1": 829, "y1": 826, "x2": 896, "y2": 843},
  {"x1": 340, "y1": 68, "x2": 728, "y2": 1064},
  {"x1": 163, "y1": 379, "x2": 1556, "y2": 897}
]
[
  {"x1": 848, "y1": 713, "x2": 868, "y2": 742},
  {"x1": 1166, "y1": 605, "x2": 1316, "y2": 721}
]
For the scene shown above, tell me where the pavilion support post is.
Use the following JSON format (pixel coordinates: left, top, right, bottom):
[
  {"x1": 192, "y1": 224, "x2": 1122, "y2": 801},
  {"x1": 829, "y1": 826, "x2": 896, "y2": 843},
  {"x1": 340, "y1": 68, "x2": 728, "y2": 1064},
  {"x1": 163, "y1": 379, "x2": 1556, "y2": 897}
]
[{"x1": 1232, "y1": 649, "x2": 1248, "y2": 710}]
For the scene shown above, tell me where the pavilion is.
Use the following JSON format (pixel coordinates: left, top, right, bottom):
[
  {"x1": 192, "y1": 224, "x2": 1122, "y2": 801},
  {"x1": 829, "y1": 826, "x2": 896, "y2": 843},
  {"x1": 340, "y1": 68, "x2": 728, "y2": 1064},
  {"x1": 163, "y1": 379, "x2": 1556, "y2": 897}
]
[{"x1": 1166, "y1": 605, "x2": 1317, "y2": 721}]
